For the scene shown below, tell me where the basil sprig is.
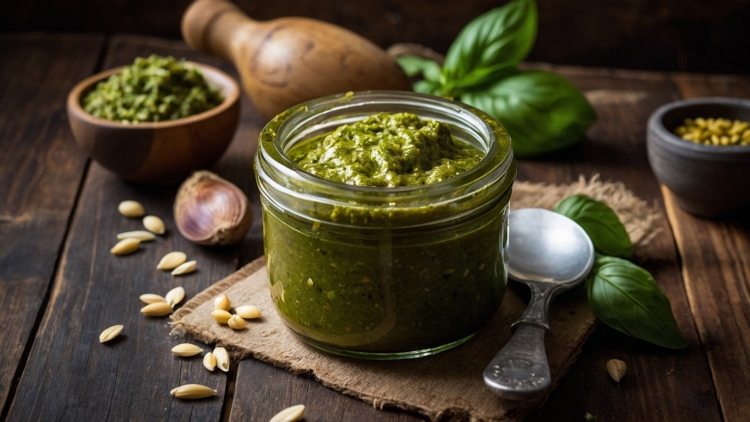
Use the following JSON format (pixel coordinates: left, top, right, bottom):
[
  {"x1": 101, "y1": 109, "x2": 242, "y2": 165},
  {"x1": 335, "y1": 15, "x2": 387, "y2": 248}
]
[
  {"x1": 397, "y1": 0, "x2": 596, "y2": 157},
  {"x1": 553, "y1": 194, "x2": 634, "y2": 258},
  {"x1": 554, "y1": 195, "x2": 688, "y2": 349},
  {"x1": 587, "y1": 255, "x2": 688, "y2": 349},
  {"x1": 441, "y1": 0, "x2": 536, "y2": 92}
]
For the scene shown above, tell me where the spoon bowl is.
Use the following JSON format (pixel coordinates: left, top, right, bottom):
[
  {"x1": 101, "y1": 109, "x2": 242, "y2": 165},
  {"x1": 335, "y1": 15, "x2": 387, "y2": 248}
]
[
  {"x1": 508, "y1": 208, "x2": 595, "y2": 285},
  {"x1": 484, "y1": 208, "x2": 594, "y2": 400}
]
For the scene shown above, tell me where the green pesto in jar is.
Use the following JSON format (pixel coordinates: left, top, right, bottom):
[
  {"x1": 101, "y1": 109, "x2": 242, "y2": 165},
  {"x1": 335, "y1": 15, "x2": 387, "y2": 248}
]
[
  {"x1": 83, "y1": 54, "x2": 224, "y2": 123},
  {"x1": 264, "y1": 202, "x2": 508, "y2": 353},
  {"x1": 287, "y1": 113, "x2": 484, "y2": 187},
  {"x1": 259, "y1": 110, "x2": 512, "y2": 355}
]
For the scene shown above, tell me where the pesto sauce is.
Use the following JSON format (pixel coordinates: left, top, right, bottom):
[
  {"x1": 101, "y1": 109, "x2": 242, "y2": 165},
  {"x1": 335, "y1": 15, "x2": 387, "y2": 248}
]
[
  {"x1": 287, "y1": 113, "x2": 484, "y2": 187},
  {"x1": 83, "y1": 54, "x2": 224, "y2": 124},
  {"x1": 264, "y1": 201, "x2": 508, "y2": 353},
  {"x1": 258, "y1": 105, "x2": 515, "y2": 355}
]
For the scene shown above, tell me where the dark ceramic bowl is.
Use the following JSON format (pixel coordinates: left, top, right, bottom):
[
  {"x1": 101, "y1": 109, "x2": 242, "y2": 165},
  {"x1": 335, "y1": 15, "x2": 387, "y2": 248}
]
[{"x1": 647, "y1": 97, "x2": 750, "y2": 218}]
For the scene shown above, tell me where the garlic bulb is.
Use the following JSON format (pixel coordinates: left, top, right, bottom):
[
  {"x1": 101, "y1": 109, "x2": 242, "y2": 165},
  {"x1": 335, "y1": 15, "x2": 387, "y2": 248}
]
[{"x1": 174, "y1": 171, "x2": 252, "y2": 245}]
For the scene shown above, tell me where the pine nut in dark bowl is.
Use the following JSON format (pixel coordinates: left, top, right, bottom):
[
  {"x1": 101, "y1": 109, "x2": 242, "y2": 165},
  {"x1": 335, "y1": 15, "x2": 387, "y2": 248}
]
[{"x1": 647, "y1": 97, "x2": 750, "y2": 218}]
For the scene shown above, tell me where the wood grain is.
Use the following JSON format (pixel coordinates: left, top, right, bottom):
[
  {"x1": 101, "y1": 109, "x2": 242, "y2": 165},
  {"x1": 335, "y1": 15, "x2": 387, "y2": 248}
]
[
  {"x1": 232, "y1": 358, "x2": 425, "y2": 422},
  {"x1": 4, "y1": 36, "x2": 261, "y2": 422},
  {"x1": 0, "y1": 33, "x2": 103, "y2": 414},
  {"x1": 522, "y1": 66, "x2": 721, "y2": 422},
  {"x1": 663, "y1": 73, "x2": 750, "y2": 422}
]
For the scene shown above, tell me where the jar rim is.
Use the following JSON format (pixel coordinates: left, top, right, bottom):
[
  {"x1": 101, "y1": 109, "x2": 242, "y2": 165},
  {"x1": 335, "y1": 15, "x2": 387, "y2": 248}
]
[{"x1": 257, "y1": 90, "x2": 514, "y2": 202}]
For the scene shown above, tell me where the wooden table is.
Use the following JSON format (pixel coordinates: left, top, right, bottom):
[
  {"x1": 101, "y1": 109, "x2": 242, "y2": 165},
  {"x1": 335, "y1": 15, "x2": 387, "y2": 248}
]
[{"x1": 1, "y1": 33, "x2": 748, "y2": 422}]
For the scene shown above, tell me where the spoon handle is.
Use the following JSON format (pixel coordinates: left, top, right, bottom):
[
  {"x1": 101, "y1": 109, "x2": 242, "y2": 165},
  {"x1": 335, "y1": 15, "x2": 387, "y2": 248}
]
[{"x1": 483, "y1": 324, "x2": 551, "y2": 400}]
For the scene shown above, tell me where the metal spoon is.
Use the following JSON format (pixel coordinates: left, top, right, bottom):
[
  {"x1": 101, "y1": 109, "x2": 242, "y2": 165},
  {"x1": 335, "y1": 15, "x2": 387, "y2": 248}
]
[{"x1": 483, "y1": 208, "x2": 595, "y2": 400}]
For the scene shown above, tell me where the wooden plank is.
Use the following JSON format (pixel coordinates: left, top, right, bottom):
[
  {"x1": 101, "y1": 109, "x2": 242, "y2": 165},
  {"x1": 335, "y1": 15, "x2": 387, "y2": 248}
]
[
  {"x1": 0, "y1": 33, "x2": 103, "y2": 414},
  {"x1": 230, "y1": 359, "x2": 424, "y2": 422},
  {"x1": 4, "y1": 35, "x2": 261, "y2": 421},
  {"x1": 662, "y1": 189, "x2": 750, "y2": 422},
  {"x1": 521, "y1": 66, "x2": 721, "y2": 421},
  {"x1": 663, "y1": 73, "x2": 750, "y2": 422}
]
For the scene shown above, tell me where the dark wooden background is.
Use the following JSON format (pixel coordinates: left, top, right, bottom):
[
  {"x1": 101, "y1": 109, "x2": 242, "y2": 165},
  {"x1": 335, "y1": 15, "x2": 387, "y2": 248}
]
[{"x1": 2, "y1": 0, "x2": 750, "y2": 74}]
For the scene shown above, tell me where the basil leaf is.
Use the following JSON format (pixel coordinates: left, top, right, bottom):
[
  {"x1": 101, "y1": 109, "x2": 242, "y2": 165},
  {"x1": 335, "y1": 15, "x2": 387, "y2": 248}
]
[
  {"x1": 554, "y1": 195, "x2": 634, "y2": 258},
  {"x1": 460, "y1": 70, "x2": 596, "y2": 157},
  {"x1": 442, "y1": 0, "x2": 537, "y2": 92},
  {"x1": 413, "y1": 80, "x2": 442, "y2": 96},
  {"x1": 587, "y1": 255, "x2": 688, "y2": 349},
  {"x1": 444, "y1": 65, "x2": 516, "y2": 93},
  {"x1": 396, "y1": 56, "x2": 442, "y2": 82}
]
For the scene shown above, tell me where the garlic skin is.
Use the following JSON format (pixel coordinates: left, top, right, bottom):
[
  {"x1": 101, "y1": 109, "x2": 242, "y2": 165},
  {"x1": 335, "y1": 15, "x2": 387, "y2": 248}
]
[{"x1": 174, "y1": 171, "x2": 252, "y2": 246}]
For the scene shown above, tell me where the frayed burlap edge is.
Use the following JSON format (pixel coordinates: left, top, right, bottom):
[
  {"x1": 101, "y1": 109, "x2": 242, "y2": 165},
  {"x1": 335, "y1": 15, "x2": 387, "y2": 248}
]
[
  {"x1": 170, "y1": 256, "x2": 598, "y2": 422},
  {"x1": 170, "y1": 176, "x2": 660, "y2": 421},
  {"x1": 511, "y1": 174, "x2": 662, "y2": 251}
]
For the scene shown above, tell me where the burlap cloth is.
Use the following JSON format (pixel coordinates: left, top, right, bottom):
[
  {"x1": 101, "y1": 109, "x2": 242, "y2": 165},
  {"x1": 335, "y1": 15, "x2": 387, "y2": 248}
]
[{"x1": 171, "y1": 175, "x2": 660, "y2": 421}]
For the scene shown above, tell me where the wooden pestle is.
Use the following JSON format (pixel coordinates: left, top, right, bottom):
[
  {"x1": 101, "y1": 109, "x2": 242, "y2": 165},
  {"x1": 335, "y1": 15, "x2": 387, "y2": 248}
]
[{"x1": 182, "y1": 0, "x2": 412, "y2": 119}]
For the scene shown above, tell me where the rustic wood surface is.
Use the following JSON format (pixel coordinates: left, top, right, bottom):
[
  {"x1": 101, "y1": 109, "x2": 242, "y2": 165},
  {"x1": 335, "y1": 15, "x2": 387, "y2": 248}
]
[
  {"x1": 2, "y1": 35, "x2": 262, "y2": 421},
  {"x1": 664, "y1": 73, "x2": 750, "y2": 421},
  {"x1": 0, "y1": 33, "x2": 103, "y2": 418},
  {"x1": 0, "y1": 33, "x2": 747, "y2": 421},
  {"x1": 520, "y1": 65, "x2": 722, "y2": 422}
]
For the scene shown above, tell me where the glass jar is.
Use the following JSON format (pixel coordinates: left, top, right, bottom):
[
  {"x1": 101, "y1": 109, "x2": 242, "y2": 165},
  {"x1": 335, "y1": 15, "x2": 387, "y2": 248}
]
[{"x1": 255, "y1": 91, "x2": 516, "y2": 359}]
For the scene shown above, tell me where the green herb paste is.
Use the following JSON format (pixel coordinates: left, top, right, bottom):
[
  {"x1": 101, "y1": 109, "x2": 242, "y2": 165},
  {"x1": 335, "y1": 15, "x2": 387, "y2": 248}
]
[
  {"x1": 264, "y1": 205, "x2": 508, "y2": 353},
  {"x1": 261, "y1": 112, "x2": 511, "y2": 354},
  {"x1": 287, "y1": 113, "x2": 484, "y2": 187},
  {"x1": 83, "y1": 54, "x2": 224, "y2": 123}
]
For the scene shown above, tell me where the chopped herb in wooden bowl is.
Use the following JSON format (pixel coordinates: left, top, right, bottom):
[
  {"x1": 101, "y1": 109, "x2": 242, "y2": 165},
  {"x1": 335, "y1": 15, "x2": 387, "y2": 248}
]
[{"x1": 82, "y1": 54, "x2": 224, "y2": 123}]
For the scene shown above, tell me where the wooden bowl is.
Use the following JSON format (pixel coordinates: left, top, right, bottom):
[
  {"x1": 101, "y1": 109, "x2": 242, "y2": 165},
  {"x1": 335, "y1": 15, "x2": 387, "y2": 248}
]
[
  {"x1": 67, "y1": 62, "x2": 240, "y2": 184},
  {"x1": 647, "y1": 97, "x2": 750, "y2": 218}
]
